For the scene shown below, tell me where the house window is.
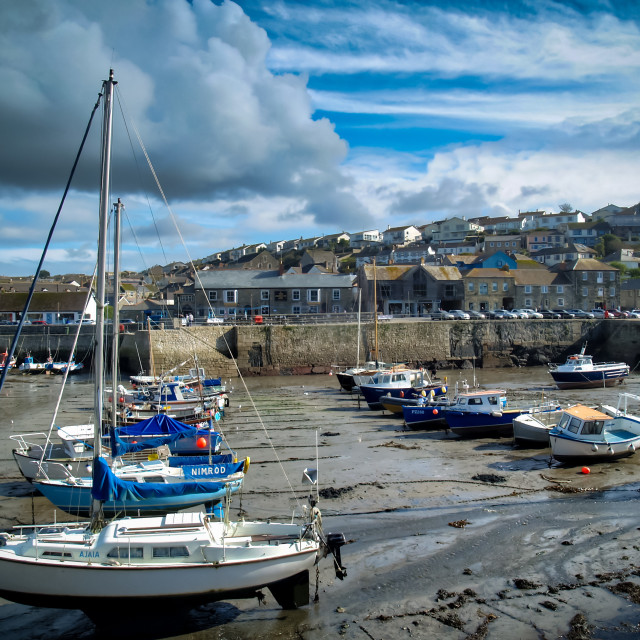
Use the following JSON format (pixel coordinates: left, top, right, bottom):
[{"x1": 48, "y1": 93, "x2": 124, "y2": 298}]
[
  {"x1": 444, "y1": 284, "x2": 455, "y2": 297},
  {"x1": 261, "y1": 306, "x2": 269, "y2": 315},
  {"x1": 497, "y1": 260, "x2": 503, "y2": 267},
  {"x1": 597, "y1": 272, "x2": 603, "y2": 283},
  {"x1": 332, "y1": 289, "x2": 340, "y2": 301},
  {"x1": 292, "y1": 289, "x2": 300, "y2": 301},
  {"x1": 582, "y1": 272, "x2": 588, "y2": 281},
  {"x1": 332, "y1": 305, "x2": 341, "y2": 313},
  {"x1": 557, "y1": 298, "x2": 564, "y2": 307},
  {"x1": 479, "y1": 283, "x2": 488, "y2": 294},
  {"x1": 260, "y1": 290, "x2": 269, "y2": 301},
  {"x1": 609, "y1": 287, "x2": 616, "y2": 297},
  {"x1": 181, "y1": 294, "x2": 194, "y2": 302},
  {"x1": 307, "y1": 289, "x2": 320, "y2": 303},
  {"x1": 492, "y1": 282, "x2": 498, "y2": 292},
  {"x1": 582, "y1": 287, "x2": 588, "y2": 297},
  {"x1": 468, "y1": 282, "x2": 474, "y2": 292},
  {"x1": 380, "y1": 284, "x2": 391, "y2": 297},
  {"x1": 503, "y1": 282, "x2": 508, "y2": 292},
  {"x1": 208, "y1": 291, "x2": 217, "y2": 301},
  {"x1": 609, "y1": 272, "x2": 615, "y2": 281},
  {"x1": 218, "y1": 308, "x2": 226, "y2": 316},
  {"x1": 414, "y1": 284, "x2": 426, "y2": 296},
  {"x1": 292, "y1": 305, "x2": 301, "y2": 314},
  {"x1": 224, "y1": 290, "x2": 237, "y2": 303},
  {"x1": 524, "y1": 285, "x2": 532, "y2": 294},
  {"x1": 228, "y1": 308, "x2": 236, "y2": 316},
  {"x1": 525, "y1": 298, "x2": 532, "y2": 307},
  {"x1": 541, "y1": 285, "x2": 548, "y2": 293},
  {"x1": 598, "y1": 287, "x2": 604, "y2": 297},
  {"x1": 556, "y1": 285, "x2": 563, "y2": 293}
]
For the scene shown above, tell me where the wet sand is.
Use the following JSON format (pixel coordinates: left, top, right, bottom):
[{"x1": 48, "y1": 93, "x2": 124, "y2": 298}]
[{"x1": 0, "y1": 368, "x2": 639, "y2": 638}]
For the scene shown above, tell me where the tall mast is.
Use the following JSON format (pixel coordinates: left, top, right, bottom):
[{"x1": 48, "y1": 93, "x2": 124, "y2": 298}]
[
  {"x1": 372, "y1": 258, "x2": 378, "y2": 366},
  {"x1": 91, "y1": 69, "x2": 116, "y2": 528}
]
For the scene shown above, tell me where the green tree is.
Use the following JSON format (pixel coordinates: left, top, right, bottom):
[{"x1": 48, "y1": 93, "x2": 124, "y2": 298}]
[
  {"x1": 39, "y1": 270, "x2": 50, "y2": 279},
  {"x1": 609, "y1": 261, "x2": 627, "y2": 276},
  {"x1": 594, "y1": 233, "x2": 622, "y2": 257},
  {"x1": 558, "y1": 202, "x2": 573, "y2": 213},
  {"x1": 629, "y1": 268, "x2": 640, "y2": 278}
]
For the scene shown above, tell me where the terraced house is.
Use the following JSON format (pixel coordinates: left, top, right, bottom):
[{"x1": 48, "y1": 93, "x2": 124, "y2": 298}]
[{"x1": 183, "y1": 270, "x2": 356, "y2": 320}]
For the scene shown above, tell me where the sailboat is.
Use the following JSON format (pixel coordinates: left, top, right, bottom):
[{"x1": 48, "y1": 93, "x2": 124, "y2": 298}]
[{"x1": 0, "y1": 70, "x2": 345, "y2": 618}]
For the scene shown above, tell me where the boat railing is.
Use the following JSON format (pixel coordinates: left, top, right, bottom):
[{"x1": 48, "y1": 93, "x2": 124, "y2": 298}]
[
  {"x1": 615, "y1": 392, "x2": 640, "y2": 415},
  {"x1": 528, "y1": 407, "x2": 562, "y2": 426},
  {"x1": 9, "y1": 432, "x2": 57, "y2": 454}
]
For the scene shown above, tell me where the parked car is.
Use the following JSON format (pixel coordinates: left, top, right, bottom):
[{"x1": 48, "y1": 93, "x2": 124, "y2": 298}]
[
  {"x1": 510, "y1": 309, "x2": 531, "y2": 319},
  {"x1": 489, "y1": 309, "x2": 517, "y2": 319},
  {"x1": 591, "y1": 308, "x2": 619, "y2": 318},
  {"x1": 628, "y1": 309, "x2": 640, "y2": 318},
  {"x1": 566, "y1": 309, "x2": 595, "y2": 319},
  {"x1": 551, "y1": 309, "x2": 575, "y2": 318},
  {"x1": 72, "y1": 318, "x2": 96, "y2": 325},
  {"x1": 538, "y1": 309, "x2": 561, "y2": 319},
  {"x1": 449, "y1": 310, "x2": 470, "y2": 320},
  {"x1": 430, "y1": 309, "x2": 455, "y2": 320},
  {"x1": 31, "y1": 320, "x2": 48, "y2": 325},
  {"x1": 523, "y1": 308, "x2": 543, "y2": 319},
  {"x1": 467, "y1": 310, "x2": 486, "y2": 320}
]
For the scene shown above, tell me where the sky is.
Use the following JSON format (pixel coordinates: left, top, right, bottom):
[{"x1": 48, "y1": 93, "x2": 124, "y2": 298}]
[{"x1": 0, "y1": 0, "x2": 639, "y2": 276}]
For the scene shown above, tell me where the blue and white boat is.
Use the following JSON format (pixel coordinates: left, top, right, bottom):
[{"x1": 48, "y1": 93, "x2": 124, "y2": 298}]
[
  {"x1": 549, "y1": 393, "x2": 640, "y2": 462},
  {"x1": 33, "y1": 455, "x2": 246, "y2": 518},
  {"x1": 548, "y1": 345, "x2": 629, "y2": 390},
  {"x1": 444, "y1": 389, "x2": 559, "y2": 438},
  {"x1": 358, "y1": 367, "x2": 447, "y2": 410}
]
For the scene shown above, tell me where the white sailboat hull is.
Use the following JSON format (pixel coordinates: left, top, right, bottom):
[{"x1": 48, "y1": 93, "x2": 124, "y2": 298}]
[{"x1": 0, "y1": 515, "x2": 320, "y2": 610}]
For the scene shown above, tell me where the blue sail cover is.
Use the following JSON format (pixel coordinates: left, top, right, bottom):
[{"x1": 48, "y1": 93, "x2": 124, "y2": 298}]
[
  {"x1": 109, "y1": 414, "x2": 200, "y2": 457},
  {"x1": 91, "y1": 457, "x2": 235, "y2": 502}
]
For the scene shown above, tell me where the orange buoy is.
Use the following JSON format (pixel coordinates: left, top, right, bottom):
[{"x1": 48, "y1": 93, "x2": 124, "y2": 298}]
[
  {"x1": 432, "y1": 409, "x2": 438, "y2": 415},
  {"x1": 581, "y1": 466, "x2": 591, "y2": 474},
  {"x1": 196, "y1": 437, "x2": 207, "y2": 449}
]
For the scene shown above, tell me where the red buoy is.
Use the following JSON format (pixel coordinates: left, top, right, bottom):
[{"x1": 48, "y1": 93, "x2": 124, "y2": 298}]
[
  {"x1": 432, "y1": 409, "x2": 438, "y2": 415},
  {"x1": 581, "y1": 466, "x2": 591, "y2": 474},
  {"x1": 196, "y1": 437, "x2": 207, "y2": 449}
]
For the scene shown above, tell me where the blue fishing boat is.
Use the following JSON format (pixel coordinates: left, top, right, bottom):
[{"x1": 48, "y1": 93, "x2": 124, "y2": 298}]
[{"x1": 444, "y1": 389, "x2": 559, "y2": 438}]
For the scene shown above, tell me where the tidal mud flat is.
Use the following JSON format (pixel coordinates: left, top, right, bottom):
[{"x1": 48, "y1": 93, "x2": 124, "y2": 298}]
[{"x1": 0, "y1": 368, "x2": 639, "y2": 639}]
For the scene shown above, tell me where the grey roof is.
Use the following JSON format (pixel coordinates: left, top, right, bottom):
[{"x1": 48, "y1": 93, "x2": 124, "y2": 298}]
[{"x1": 195, "y1": 270, "x2": 355, "y2": 289}]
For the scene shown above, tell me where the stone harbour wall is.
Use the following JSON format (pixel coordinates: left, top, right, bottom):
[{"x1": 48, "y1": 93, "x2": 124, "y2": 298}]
[
  {"x1": 146, "y1": 319, "x2": 640, "y2": 377},
  {"x1": 4, "y1": 319, "x2": 640, "y2": 377}
]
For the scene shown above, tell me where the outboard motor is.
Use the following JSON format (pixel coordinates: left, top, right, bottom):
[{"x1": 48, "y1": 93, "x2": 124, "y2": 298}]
[{"x1": 326, "y1": 532, "x2": 347, "y2": 580}]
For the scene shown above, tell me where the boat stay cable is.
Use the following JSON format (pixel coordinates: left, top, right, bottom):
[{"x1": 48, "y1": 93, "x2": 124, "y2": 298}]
[{"x1": 0, "y1": 91, "x2": 104, "y2": 395}]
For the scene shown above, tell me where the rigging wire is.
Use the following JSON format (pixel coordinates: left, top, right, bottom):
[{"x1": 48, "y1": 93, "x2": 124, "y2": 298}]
[{"x1": 0, "y1": 89, "x2": 104, "y2": 394}]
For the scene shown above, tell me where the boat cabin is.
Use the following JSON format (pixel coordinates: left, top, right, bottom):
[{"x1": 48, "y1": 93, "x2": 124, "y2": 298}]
[
  {"x1": 558, "y1": 354, "x2": 594, "y2": 370},
  {"x1": 452, "y1": 389, "x2": 507, "y2": 409},
  {"x1": 370, "y1": 369, "x2": 424, "y2": 387},
  {"x1": 555, "y1": 405, "x2": 611, "y2": 439}
]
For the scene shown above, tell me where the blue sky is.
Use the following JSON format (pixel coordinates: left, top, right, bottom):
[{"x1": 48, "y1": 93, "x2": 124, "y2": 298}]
[{"x1": 0, "y1": 0, "x2": 638, "y2": 275}]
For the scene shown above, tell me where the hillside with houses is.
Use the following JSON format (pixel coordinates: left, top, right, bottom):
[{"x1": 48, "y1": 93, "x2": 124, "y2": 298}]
[{"x1": 2, "y1": 203, "x2": 640, "y2": 324}]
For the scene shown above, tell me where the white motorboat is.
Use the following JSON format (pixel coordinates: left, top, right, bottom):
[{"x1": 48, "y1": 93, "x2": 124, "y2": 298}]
[
  {"x1": 548, "y1": 344, "x2": 629, "y2": 390},
  {"x1": 549, "y1": 393, "x2": 640, "y2": 462}
]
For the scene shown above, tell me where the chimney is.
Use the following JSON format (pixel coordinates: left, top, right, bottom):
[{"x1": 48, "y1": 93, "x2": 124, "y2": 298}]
[{"x1": 278, "y1": 261, "x2": 284, "y2": 276}]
